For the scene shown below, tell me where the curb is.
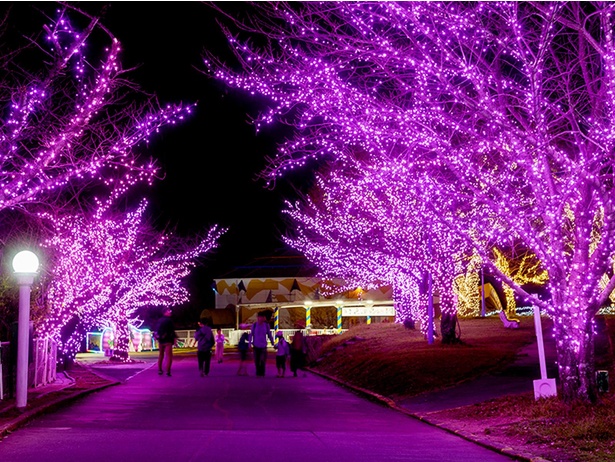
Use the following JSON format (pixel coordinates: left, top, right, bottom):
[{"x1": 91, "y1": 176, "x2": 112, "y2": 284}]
[
  {"x1": 307, "y1": 367, "x2": 549, "y2": 462},
  {"x1": 0, "y1": 379, "x2": 120, "y2": 439}
]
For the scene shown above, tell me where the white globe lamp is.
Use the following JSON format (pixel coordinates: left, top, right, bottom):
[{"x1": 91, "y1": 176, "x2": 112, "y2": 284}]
[{"x1": 12, "y1": 250, "x2": 39, "y2": 274}]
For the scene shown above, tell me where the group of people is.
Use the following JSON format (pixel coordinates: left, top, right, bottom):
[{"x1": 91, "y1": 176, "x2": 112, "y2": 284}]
[
  {"x1": 156, "y1": 308, "x2": 308, "y2": 378},
  {"x1": 274, "y1": 328, "x2": 308, "y2": 378},
  {"x1": 242, "y1": 310, "x2": 308, "y2": 378}
]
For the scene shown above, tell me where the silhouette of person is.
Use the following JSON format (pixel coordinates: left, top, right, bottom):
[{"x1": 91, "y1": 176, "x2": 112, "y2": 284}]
[
  {"x1": 215, "y1": 328, "x2": 227, "y2": 363},
  {"x1": 249, "y1": 311, "x2": 274, "y2": 377},
  {"x1": 156, "y1": 308, "x2": 177, "y2": 376},
  {"x1": 237, "y1": 331, "x2": 250, "y2": 376},
  {"x1": 195, "y1": 319, "x2": 214, "y2": 376},
  {"x1": 290, "y1": 330, "x2": 308, "y2": 377},
  {"x1": 274, "y1": 331, "x2": 290, "y2": 377}
]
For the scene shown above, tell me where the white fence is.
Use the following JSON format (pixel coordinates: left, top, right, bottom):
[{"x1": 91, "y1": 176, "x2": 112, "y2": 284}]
[
  {"x1": 33, "y1": 338, "x2": 57, "y2": 387},
  {"x1": 0, "y1": 337, "x2": 58, "y2": 400}
]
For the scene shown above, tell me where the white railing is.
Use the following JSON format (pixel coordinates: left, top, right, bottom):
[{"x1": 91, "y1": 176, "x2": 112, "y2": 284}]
[
  {"x1": 0, "y1": 338, "x2": 58, "y2": 400},
  {"x1": 33, "y1": 338, "x2": 57, "y2": 387}
]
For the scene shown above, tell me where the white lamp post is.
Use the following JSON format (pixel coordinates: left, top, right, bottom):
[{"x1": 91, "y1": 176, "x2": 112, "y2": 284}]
[
  {"x1": 12, "y1": 250, "x2": 39, "y2": 410},
  {"x1": 532, "y1": 305, "x2": 557, "y2": 399}
]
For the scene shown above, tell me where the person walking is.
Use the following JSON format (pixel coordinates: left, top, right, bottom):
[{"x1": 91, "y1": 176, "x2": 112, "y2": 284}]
[
  {"x1": 214, "y1": 328, "x2": 227, "y2": 363},
  {"x1": 156, "y1": 308, "x2": 177, "y2": 376},
  {"x1": 274, "y1": 331, "x2": 290, "y2": 378},
  {"x1": 290, "y1": 330, "x2": 308, "y2": 377},
  {"x1": 249, "y1": 311, "x2": 274, "y2": 377},
  {"x1": 237, "y1": 331, "x2": 250, "y2": 376},
  {"x1": 195, "y1": 319, "x2": 214, "y2": 376}
]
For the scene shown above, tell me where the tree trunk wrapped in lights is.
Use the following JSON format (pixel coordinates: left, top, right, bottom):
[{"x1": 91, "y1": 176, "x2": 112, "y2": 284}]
[
  {"x1": 209, "y1": 2, "x2": 615, "y2": 402},
  {"x1": 112, "y1": 313, "x2": 131, "y2": 363}
]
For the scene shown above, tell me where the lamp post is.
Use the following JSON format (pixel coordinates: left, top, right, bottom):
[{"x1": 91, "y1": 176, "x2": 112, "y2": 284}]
[
  {"x1": 13, "y1": 250, "x2": 39, "y2": 410},
  {"x1": 532, "y1": 305, "x2": 557, "y2": 399}
]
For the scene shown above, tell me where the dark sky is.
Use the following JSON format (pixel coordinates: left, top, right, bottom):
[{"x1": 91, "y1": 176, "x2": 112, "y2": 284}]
[{"x1": 6, "y1": 3, "x2": 309, "y2": 314}]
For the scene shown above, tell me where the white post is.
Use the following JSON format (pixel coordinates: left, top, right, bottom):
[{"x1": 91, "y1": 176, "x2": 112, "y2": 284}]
[
  {"x1": 15, "y1": 274, "x2": 34, "y2": 409},
  {"x1": 480, "y1": 268, "x2": 486, "y2": 317},
  {"x1": 533, "y1": 305, "x2": 548, "y2": 379},
  {"x1": 532, "y1": 305, "x2": 557, "y2": 399},
  {"x1": 13, "y1": 250, "x2": 39, "y2": 411}
]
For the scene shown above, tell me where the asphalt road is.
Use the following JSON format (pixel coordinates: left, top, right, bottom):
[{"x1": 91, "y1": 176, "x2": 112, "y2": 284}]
[{"x1": 0, "y1": 351, "x2": 515, "y2": 462}]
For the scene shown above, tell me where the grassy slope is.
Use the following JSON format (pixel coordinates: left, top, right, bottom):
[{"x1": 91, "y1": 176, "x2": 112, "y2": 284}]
[{"x1": 313, "y1": 318, "x2": 535, "y2": 398}]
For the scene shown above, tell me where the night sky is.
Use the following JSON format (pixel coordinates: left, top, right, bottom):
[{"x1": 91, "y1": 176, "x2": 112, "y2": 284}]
[{"x1": 5, "y1": 3, "x2": 309, "y2": 318}]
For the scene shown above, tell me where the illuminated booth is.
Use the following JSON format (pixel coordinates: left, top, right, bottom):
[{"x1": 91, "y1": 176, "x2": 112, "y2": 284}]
[
  {"x1": 86, "y1": 327, "x2": 156, "y2": 355},
  {"x1": 213, "y1": 276, "x2": 395, "y2": 341}
]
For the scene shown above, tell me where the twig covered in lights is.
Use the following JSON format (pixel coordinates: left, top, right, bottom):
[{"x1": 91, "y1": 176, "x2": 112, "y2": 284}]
[{"x1": 0, "y1": 6, "x2": 192, "y2": 213}]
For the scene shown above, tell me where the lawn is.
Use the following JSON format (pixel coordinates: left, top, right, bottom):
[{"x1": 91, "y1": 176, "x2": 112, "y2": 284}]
[
  {"x1": 311, "y1": 316, "x2": 615, "y2": 462},
  {"x1": 313, "y1": 317, "x2": 535, "y2": 398}
]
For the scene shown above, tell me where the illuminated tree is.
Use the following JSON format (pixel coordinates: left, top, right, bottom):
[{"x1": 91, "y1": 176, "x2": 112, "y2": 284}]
[
  {"x1": 492, "y1": 247, "x2": 549, "y2": 317},
  {"x1": 38, "y1": 192, "x2": 226, "y2": 362},
  {"x1": 0, "y1": 6, "x2": 191, "y2": 213},
  {"x1": 283, "y1": 157, "x2": 471, "y2": 335},
  {"x1": 210, "y1": 2, "x2": 615, "y2": 402},
  {"x1": 0, "y1": 6, "x2": 195, "y2": 360}
]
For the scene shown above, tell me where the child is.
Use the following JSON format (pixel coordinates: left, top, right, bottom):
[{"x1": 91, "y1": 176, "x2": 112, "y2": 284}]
[
  {"x1": 237, "y1": 332, "x2": 250, "y2": 376},
  {"x1": 274, "y1": 331, "x2": 290, "y2": 378},
  {"x1": 215, "y1": 328, "x2": 226, "y2": 363}
]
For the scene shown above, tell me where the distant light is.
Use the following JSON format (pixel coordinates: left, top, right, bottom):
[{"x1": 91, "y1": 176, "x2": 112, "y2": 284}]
[{"x1": 12, "y1": 250, "x2": 39, "y2": 274}]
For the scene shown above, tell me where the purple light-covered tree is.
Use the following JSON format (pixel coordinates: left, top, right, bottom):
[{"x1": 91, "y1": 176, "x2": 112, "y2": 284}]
[
  {"x1": 209, "y1": 2, "x2": 615, "y2": 401},
  {"x1": 38, "y1": 192, "x2": 226, "y2": 362},
  {"x1": 283, "y1": 156, "x2": 471, "y2": 337},
  {"x1": 0, "y1": 6, "x2": 191, "y2": 213},
  {"x1": 0, "y1": 6, "x2": 199, "y2": 362}
]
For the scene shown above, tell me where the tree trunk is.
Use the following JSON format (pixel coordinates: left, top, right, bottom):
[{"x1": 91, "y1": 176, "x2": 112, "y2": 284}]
[
  {"x1": 61, "y1": 318, "x2": 88, "y2": 363},
  {"x1": 110, "y1": 317, "x2": 131, "y2": 362},
  {"x1": 440, "y1": 312, "x2": 461, "y2": 344},
  {"x1": 553, "y1": 314, "x2": 597, "y2": 403},
  {"x1": 393, "y1": 285, "x2": 417, "y2": 326}
]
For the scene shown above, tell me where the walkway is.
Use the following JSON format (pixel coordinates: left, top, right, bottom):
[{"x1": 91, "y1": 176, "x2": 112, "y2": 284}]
[{"x1": 0, "y1": 351, "x2": 516, "y2": 462}]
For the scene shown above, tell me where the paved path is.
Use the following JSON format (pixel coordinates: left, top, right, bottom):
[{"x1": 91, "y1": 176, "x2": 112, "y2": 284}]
[{"x1": 0, "y1": 352, "x2": 515, "y2": 462}]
